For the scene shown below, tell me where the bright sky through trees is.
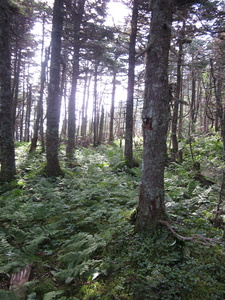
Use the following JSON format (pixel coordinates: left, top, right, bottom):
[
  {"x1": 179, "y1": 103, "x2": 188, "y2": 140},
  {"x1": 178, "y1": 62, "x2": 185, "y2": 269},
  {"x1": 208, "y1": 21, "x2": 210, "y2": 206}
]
[{"x1": 31, "y1": 0, "x2": 130, "y2": 130}]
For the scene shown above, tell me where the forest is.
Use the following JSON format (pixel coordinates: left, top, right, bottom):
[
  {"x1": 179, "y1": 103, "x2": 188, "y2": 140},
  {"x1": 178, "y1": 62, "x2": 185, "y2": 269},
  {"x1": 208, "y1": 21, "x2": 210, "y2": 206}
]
[{"x1": 0, "y1": 0, "x2": 225, "y2": 299}]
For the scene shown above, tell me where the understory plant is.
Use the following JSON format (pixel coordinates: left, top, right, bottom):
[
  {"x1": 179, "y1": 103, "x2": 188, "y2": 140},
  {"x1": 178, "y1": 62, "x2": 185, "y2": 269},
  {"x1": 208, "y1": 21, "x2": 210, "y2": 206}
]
[{"x1": 0, "y1": 136, "x2": 225, "y2": 299}]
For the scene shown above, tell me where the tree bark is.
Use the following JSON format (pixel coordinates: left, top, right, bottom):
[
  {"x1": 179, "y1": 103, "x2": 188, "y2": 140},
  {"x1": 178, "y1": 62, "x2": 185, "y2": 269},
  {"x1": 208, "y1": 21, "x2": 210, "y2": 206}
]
[
  {"x1": 66, "y1": 0, "x2": 86, "y2": 157},
  {"x1": 97, "y1": 105, "x2": 104, "y2": 145},
  {"x1": 30, "y1": 47, "x2": 49, "y2": 152},
  {"x1": 0, "y1": 0, "x2": 16, "y2": 182},
  {"x1": 135, "y1": 0, "x2": 173, "y2": 233},
  {"x1": 124, "y1": 0, "x2": 138, "y2": 167},
  {"x1": 109, "y1": 70, "x2": 116, "y2": 144},
  {"x1": 46, "y1": 0, "x2": 63, "y2": 176},
  {"x1": 81, "y1": 70, "x2": 90, "y2": 138},
  {"x1": 93, "y1": 63, "x2": 99, "y2": 147},
  {"x1": 171, "y1": 20, "x2": 184, "y2": 160}
]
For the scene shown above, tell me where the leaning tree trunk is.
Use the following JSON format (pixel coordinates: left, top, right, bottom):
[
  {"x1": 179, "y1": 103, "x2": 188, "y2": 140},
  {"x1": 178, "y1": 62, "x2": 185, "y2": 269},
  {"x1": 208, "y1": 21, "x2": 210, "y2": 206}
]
[
  {"x1": 124, "y1": 0, "x2": 138, "y2": 167},
  {"x1": 0, "y1": 0, "x2": 16, "y2": 182},
  {"x1": 135, "y1": 0, "x2": 173, "y2": 233},
  {"x1": 46, "y1": 0, "x2": 63, "y2": 176}
]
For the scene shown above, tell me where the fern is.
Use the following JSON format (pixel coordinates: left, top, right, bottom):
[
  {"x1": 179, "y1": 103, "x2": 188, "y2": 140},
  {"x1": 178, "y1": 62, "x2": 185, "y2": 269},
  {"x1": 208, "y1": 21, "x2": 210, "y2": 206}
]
[
  {"x1": 43, "y1": 290, "x2": 64, "y2": 300},
  {"x1": 0, "y1": 290, "x2": 13, "y2": 300},
  {"x1": 56, "y1": 233, "x2": 105, "y2": 282}
]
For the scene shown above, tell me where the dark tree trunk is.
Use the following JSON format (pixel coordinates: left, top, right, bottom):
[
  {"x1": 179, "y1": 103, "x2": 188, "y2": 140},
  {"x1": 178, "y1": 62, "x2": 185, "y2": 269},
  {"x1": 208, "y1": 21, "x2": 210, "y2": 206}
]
[
  {"x1": 46, "y1": 0, "x2": 63, "y2": 176},
  {"x1": 30, "y1": 15, "x2": 49, "y2": 153},
  {"x1": 30, "y1": 47, "x2": 49, "y2": 153},
  {"x1": 66, "y1": 0, "x2": 86, "y2": 157},
  {"x1": 190, "y1": 69, "x2": 197, "y2": 131},
  {"x1": 24, "y1": 84, "x2": 32, "y2": 142},
  {"x1": 81, "y1": 71, "x2": 90, "y2": 137},
  {"x1": 0, "y1": 0, "x2": 16, "y2": 182},
  {"x1": 12, "y1": 47, "x2": 22, "y2": 135},
  {"x1": 171, "y1": 21, "x2": 184, "y2": 161},
  {"x1": 109, "y1": 70, "x2": 116, "y2": 144},
  {"x1": 124, "y1": 0, "x2": 138, "y2": 167},
  {"x1": 97, "y1": 105, "x2": 104, "y2": 145},
  {"x1": 93, "y1": 63, "x2": 98, "y2": 147},
  {"x1": 135, "y1": 0, "x2": 173, "y2": 233}
]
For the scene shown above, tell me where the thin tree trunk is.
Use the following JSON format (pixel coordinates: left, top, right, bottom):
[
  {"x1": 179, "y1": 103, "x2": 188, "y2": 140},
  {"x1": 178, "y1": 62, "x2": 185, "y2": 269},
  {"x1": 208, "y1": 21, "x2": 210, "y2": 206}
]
[
  {"x1": 66, "y1": 0, "x2": 86, "y2": 157},
  {"x1": 46, "y1": 0, "x2": 63, "y2": 176},
  {"x1": 109, "y1": 70, "x2": 116, "y2": 144},
  {"x1": 210, "y1": 60, "x2": 225, "y2": 156},
  {"x1": 30, "y1": 47, "x2": 49, "y2": 152},
  {"x1": 24, "y1": 84, "x2": 32, "y2": 142},
  {"x1": 81, "y1": 71, "x2": 89, "y2": 137},
  {"x1": 125, "y1": 0, "x2": 138, "y2": 167},
  {"x1": 171, "y1": 21, "x2": 184, "y2": 160},
  {"x1": 97, "y1": 105, "x2": 104, "y2": 145},
  {"x1": 30, "y1": 14, "x2": 49, "y2": 153},
  {"x1": 93, "y1": 63, "x2": 98, "y2": 147},
  {"x1": 12, "y1": 47, "x2": 22, "y2": 135}
]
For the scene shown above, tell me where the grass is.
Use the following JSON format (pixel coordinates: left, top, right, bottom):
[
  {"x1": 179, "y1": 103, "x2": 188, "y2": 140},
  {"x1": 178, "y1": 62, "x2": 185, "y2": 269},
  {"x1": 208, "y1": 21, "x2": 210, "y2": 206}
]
[{"x1": 0, "y1": 135, "x2": 225, "y2": 299}]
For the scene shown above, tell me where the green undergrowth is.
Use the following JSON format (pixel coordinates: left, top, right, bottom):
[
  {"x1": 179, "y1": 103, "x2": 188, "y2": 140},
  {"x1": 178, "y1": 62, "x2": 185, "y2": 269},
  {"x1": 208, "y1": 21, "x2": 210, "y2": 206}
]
[{"x1": 0, "y1": 136, "x2": 225, "y2": 299}]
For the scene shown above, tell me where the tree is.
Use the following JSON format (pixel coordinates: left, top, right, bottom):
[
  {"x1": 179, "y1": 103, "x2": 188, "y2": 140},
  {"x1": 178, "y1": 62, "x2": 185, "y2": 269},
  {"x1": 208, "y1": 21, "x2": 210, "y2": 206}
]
[
  {"x1": 30, "y1": 3, "x2": 51, "y2": 153},
  {"x1": 66, "y1": 0, "x2": 86, "y2": 158},
  {"x1": 124, "y1": 0, "x2": 139, "y2": 167},
  {"x1": 135, "y1": 0, "x2": 215, "y2": 233},
  {"x1": 170, "y1": 18, "x2": 186, "y2": 161},
  {"x1": 46, "y1": 0, "x2": 64, "y2": 176},
  {"x1": 0, "y1": 0, "x2": 16, "y2": 182},
  {"x1": 135, "y1": 0, "x2": 173, "y2": 233}
]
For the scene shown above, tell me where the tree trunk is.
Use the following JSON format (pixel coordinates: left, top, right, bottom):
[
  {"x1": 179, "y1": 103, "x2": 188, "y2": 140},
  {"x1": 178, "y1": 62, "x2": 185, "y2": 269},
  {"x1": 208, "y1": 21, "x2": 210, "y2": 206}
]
[
  {"x1": 12, "y1": 47, "x2": 22, "y2": 135},
  {"x1": 171, "y1": 21, "x2": 184, "y2": 161},
  {"x1": 29, "y1": 46, "x2": 49, "y2": 153},
  {"x1": 81, "y1": 71, "x2": 91, "y2": 137},
  {"x1": 135, "y1": 0, "x2": 173, "y2": 233},
  {"x1": 190, "y1": 68, "x2": 199, "y2": 131},
  {"x1": 93, "y1": 63, "x2": 99, "y2": 147},
  {"x1": 0, "y1": 0, "x2": 16, "y2": 182},
  {"x1": 97, "y1": 105, "x2": 104, "y2": 145},
  {"x1": 46, "y1": 0, "x2": 63, "y2": 176},
  {"x1": 210, "y1": 60, "x2": 225, "y2": 157},
  {"x1": 24, "y1": 84, "x2": 32, "y2": 142},
  {"x1": 109, "y1": 70, "x2": 116, "y2": 144},
  {"x1": 29, "y1": 13, "x2": 49, "y2": 153},
  {"x1": 124, "y1": 0, "x2": 138, "y2": 167},
  {"x1": 66, "y1": 0, "x2": 85, "y2": 157}
]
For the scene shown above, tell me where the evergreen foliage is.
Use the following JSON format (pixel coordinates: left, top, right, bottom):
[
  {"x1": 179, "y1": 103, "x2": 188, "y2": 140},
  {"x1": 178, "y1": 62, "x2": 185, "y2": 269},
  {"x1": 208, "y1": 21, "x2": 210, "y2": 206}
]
[{"x1": 0, "y1": 138, "x2": 225, "y2": 298}]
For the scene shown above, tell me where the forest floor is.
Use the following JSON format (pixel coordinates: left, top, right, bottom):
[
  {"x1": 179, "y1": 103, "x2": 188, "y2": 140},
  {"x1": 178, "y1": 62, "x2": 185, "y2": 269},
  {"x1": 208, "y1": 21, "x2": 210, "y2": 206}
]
[{"x1": 1, "y1": 134, "x2": 225, "y2": 299}]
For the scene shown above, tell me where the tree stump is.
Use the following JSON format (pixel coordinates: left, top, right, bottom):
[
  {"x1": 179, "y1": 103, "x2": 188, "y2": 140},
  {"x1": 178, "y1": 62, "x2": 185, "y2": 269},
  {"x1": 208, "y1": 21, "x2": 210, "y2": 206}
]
[{"x1": 9, "y1": 265, "x2": 31, "y2": 299}]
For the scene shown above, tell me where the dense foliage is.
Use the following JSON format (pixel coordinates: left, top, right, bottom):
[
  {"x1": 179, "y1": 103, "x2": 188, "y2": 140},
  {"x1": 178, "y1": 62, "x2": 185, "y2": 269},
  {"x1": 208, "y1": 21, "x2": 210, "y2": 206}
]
[{"x1": 1, "y1": 134, "x2": 225, "y2": 299}]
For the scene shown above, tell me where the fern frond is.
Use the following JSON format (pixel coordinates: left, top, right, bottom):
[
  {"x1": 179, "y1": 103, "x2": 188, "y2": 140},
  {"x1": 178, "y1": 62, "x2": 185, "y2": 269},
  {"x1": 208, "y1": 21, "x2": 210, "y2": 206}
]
[
  {"x1": 43, "y1": 290, "x2": 64, "y2": 300},
  {"x1": 21, "y1": 235, "x2": 50, "y2": 257}
]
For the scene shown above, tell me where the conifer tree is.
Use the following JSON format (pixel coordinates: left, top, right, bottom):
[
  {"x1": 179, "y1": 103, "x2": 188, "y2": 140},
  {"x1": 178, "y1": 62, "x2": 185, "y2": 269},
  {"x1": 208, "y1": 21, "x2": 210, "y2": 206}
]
[
  {"x1": 0, "y1": 0, "x2": 16, "y2": 182},
  {"x1": 46, "y1": 0, "x2": 64, "y2": 176}
]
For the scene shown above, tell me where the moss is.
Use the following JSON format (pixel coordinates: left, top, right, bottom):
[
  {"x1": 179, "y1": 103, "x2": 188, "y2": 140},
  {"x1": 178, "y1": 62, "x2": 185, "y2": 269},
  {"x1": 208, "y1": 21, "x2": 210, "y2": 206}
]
[
  {"x1": 78, "y1": 278, "x2": 132, "y2": 299},
  {"x1": 182, "y1": 281, "x2": 225, "y2": 299}
]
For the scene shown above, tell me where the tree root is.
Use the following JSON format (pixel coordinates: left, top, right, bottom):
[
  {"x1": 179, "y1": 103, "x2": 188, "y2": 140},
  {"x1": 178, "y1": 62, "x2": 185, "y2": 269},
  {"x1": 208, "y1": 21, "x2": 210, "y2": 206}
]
[{"x1": 158, "y1": 220, "x2": 225, "y2": 247}]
